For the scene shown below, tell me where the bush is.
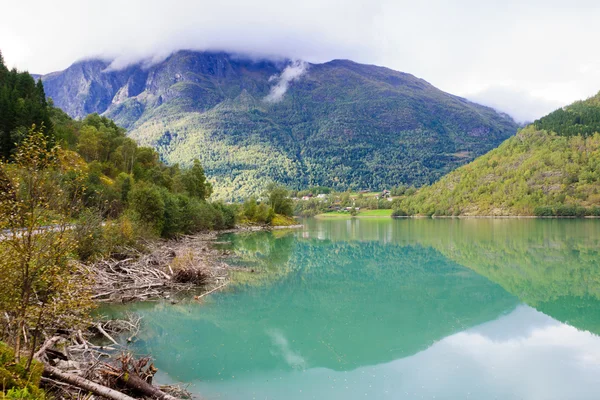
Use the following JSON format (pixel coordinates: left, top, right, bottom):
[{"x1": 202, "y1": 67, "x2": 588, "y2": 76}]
[
  {"x1": 213, "y1": 202, "x2": 237, "y2": 229},
  {"x1": 554, "y1": 205, "x2": 586, "y2": 217},
  {"x1": 128, "y1": 183, "x2": 165, "y2": 234},
  {"x1": 241, "y1": 197, "x2": 274, "y2": 224},
  {"x1": 160, "y1": 191, "x2": 185, "y2": 238},
  {"x1": 534, "y1": 205, "x2": 587, "y2": 217},
  {"x1": 183, "y1": 198, "x2": 217, "y2": 233},
  {"x1": 271, "y1": 214, "x2": 296, "y2": 226},
  {"x1": 588, "y1": 206, "x2": 600, "y2": 216},
  {"x1": 74, "y1": 209, "x2": 104, "y2": 261},
  {"x1": 0, "y1": 343, "x2": 45, "y2": 400},
  {"x1": 242, "y1": 197, "x2": 258, "y2": 220},
  {"x1": 534, "y1": 206, "x2": 554, "y2": 217},
  {"x1": 392, "y1": 209, "x2": 408, "y2": 217}
]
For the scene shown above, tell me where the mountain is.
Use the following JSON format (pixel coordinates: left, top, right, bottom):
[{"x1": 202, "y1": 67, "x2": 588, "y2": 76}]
[
  {"x1": 40, "y1": 50, "x2": 518, "y2": 199},
  {"x1": 396, "y1": 92, "x2": 600, "y2": 216}
]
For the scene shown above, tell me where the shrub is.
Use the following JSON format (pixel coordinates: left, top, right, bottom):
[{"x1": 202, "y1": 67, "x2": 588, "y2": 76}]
[
  {"x1": 392, "y1": 209, "x2": 408, "y2": 217},
  {"x1": 184, "y1": 199, "x2": 217, "y2": 233},
  {"x1": 128, "y1": 183, "x2": 165, "y2": 234},
  {"x1": 271, "y1": 214, "x2": 296, "y2": 226},
  {"x1": 213, "y1": 202, "x2": 237, "y2": 229},
  {"x1": 0, "y1": 343, "x2": 45, "y2": 400},
  {"x1": 101, "y1": 215, "x2": 139, "y2": 255},
  {"x1": 160, "y1": 191, "x2": 185, "y2": 238},
  {"x1": 534, "y1": 206, "x2": 554, "y2": 217},
  {"x1": 242, "y1": 197, "x2": 258, "y2": 220},
  {"x1": 588, "y1": 206, "x2": 600, "y2": 216},
  {"x1": 74, "y1": 209, "x2": 104, "y2": 261}
]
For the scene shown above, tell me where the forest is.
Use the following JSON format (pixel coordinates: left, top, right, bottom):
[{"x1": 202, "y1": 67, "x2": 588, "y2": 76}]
[{"x1": 393, "y1": 92, "x2": 600, "y2": 217}]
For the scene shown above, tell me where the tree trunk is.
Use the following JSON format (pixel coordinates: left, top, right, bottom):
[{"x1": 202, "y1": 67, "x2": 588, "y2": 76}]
[
  {"x1": 43, "y1": 365, "x2": 137, "y2": 400},
  {"x1": 119, "y1": 373, "x2": 178, "y2": 400}
]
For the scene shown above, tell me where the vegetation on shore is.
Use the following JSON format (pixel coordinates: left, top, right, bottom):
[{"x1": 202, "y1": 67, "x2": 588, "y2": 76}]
[
  {"x1": 393, "y1": 93, "x2": 600, "y2": 217},
  {"x1": 316, "y1": 209, "x2": 394, "y2": 218},
  {"x1": 0, "y1": 53, "x2": 297, "y2": 399}
]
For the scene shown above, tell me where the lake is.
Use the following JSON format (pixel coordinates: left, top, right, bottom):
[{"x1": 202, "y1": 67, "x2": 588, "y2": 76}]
[{"x1": 111, "y1": 219, "x2": 600, "y2": 399}]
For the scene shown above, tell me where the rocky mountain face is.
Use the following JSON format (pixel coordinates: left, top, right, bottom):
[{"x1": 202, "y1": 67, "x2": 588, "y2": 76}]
[{"x1": 41, "y1": 51, "x2": 518, "y2": 199}]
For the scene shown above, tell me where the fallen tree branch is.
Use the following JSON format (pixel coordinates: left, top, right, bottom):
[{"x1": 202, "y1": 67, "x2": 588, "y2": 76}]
[
  {"x1": 34, "y1": 336, "x2": 63, "y2": 360},
  {"x1": 43, "y1": 364, "x2": 138, "y2": 400},
  {"x1": 194, "y1": 282, "x2": 229, "y2": 301},
  {"x1": 119, "y1": 373, "x2": 179, "y2": 400},
  {"x1": 96, "y1": 323, "x2": 120, "y2": 346},
  {"x1": 91, "y1": 283, "x2": 167, "y2": 299}
]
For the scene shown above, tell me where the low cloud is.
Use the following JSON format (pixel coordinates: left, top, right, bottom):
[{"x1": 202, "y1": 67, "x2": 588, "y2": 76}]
[
  {"x1": 2, "y1": 0, "x2": 600, "y2": 119},
  {"x1": 264, "y1": 60, "x2": 309, "y2": 102},
  {"x1": 466, "y1": 86, "x2": 565, "y2": 123}
]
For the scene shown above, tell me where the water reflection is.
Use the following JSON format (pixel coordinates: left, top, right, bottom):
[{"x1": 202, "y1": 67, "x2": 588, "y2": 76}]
[
  {"x1": 187, "y1": 306, "x2": 600, "y2": 400},
  {"x1": 111, "y1": 219, "x2": 600, "y2": 399},
  {"x1": 127, "y1": 237, "x2": 515, "y2": 380},
  {"x1": 299, "y1": 218, "x2": 600, "y2": 334}
]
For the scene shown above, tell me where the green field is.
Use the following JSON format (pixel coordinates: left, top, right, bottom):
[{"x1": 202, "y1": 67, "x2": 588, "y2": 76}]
[{"x1": 317, "y1": 209, "x2": 393, "y2": 218}]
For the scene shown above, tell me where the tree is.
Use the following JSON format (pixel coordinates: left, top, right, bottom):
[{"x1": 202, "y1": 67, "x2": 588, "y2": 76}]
[
  {"x1": 181, "y1": 159, "x2": 212, "y2": 200},
  {"x1": 265, "y1": 184, "x2": 293, "y2": 216},
  {"x1": 0, "y1": 128, "x2": 92, "y2": 370}
]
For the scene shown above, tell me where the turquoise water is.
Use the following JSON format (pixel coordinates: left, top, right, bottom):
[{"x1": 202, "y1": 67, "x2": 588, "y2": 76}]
[{"x1": 113, "y1": 219, "x2": 600, "y2": 399}]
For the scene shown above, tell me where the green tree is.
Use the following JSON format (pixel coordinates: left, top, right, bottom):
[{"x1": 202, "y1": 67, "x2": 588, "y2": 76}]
[
  {"x1": 181, "y1": 159, "x2": 212, "y2": 200},
  {"x1": 265, "y1": 184, "x2": 293, "y2": 216}
]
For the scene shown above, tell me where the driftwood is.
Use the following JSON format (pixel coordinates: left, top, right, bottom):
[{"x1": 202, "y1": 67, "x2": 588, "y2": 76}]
[
  {"x1": 96, "y1": 323, "x2": 120, "y2": 346},
  {"x1": 194, "y1": 282, "x2": 229, "y2": 301},
  {"x1": 83, "y1": 233, "x2": 231, "y2": 302},
  {"x1": 33, "y1": 231, "x2": 251, "y2": 399},
  {"x1": 43, "y1": 364, "x2": 138, "y2": 400},
  {"x1": 35, "y1": 317, "x2": 190, "y2": 400},
  {"x1": 101, "y1": 353, "x2": 178, "y2": 400},
  {"x1": 119, "y1": 373, "x2": 178, "y2": 400},
  {"x1": 34, "y1": 336, "x2": 64, "y2": 361}
]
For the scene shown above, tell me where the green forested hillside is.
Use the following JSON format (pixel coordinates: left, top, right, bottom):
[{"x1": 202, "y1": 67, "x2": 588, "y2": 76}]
[
  {"x1": 40, "y1": 51, "x2": 518, "y2": 199},
  {"x1": 534, "y1": 93, "x2": 600, "y2": 137},
  {"x1": 395, "y1": 93, "x2": 600, "y2": 216}
]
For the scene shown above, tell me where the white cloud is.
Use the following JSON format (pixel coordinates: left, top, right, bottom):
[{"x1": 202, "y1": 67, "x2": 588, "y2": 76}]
[
  {"x1": 1, "y1": 0, "x2": 600, "y2": 120},
  {"x1": 466, "y1": 86, "x2": 564, "y2": 123},
  {"x1": 264, "y1": 60, "x2": 309, "y2": 102}
]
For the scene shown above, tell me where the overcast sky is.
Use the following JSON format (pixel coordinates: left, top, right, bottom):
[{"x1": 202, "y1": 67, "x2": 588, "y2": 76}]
[{"x1": 2, "y1": 0, "x2": 600, "y2": 122}]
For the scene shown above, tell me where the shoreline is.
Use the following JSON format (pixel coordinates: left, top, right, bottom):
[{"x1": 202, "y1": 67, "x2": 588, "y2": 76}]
[
  {"x1": 393, "y1": 215, "x2": 600, "y2": 219},
  {"x1": 87, "y1": 223, "x2": 304, "y2": 304},
  {"x1": 316, "y1": 213, "x2": 600, "y2": 220},
  {"x1": 35, "y1": 223, "x2": 304, "y2": 400}
]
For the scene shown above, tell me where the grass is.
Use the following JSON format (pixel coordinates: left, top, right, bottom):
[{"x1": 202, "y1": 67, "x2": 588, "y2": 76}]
[
  {"x1": 270, "y1": 215, "x2": 298, "y2": 227},
  {"x1": 357, "y1": 209, "x2": 394, "y2": 217},
  {"x1": 316, "y1": 209, "x2": 393, "y2": 219}
]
